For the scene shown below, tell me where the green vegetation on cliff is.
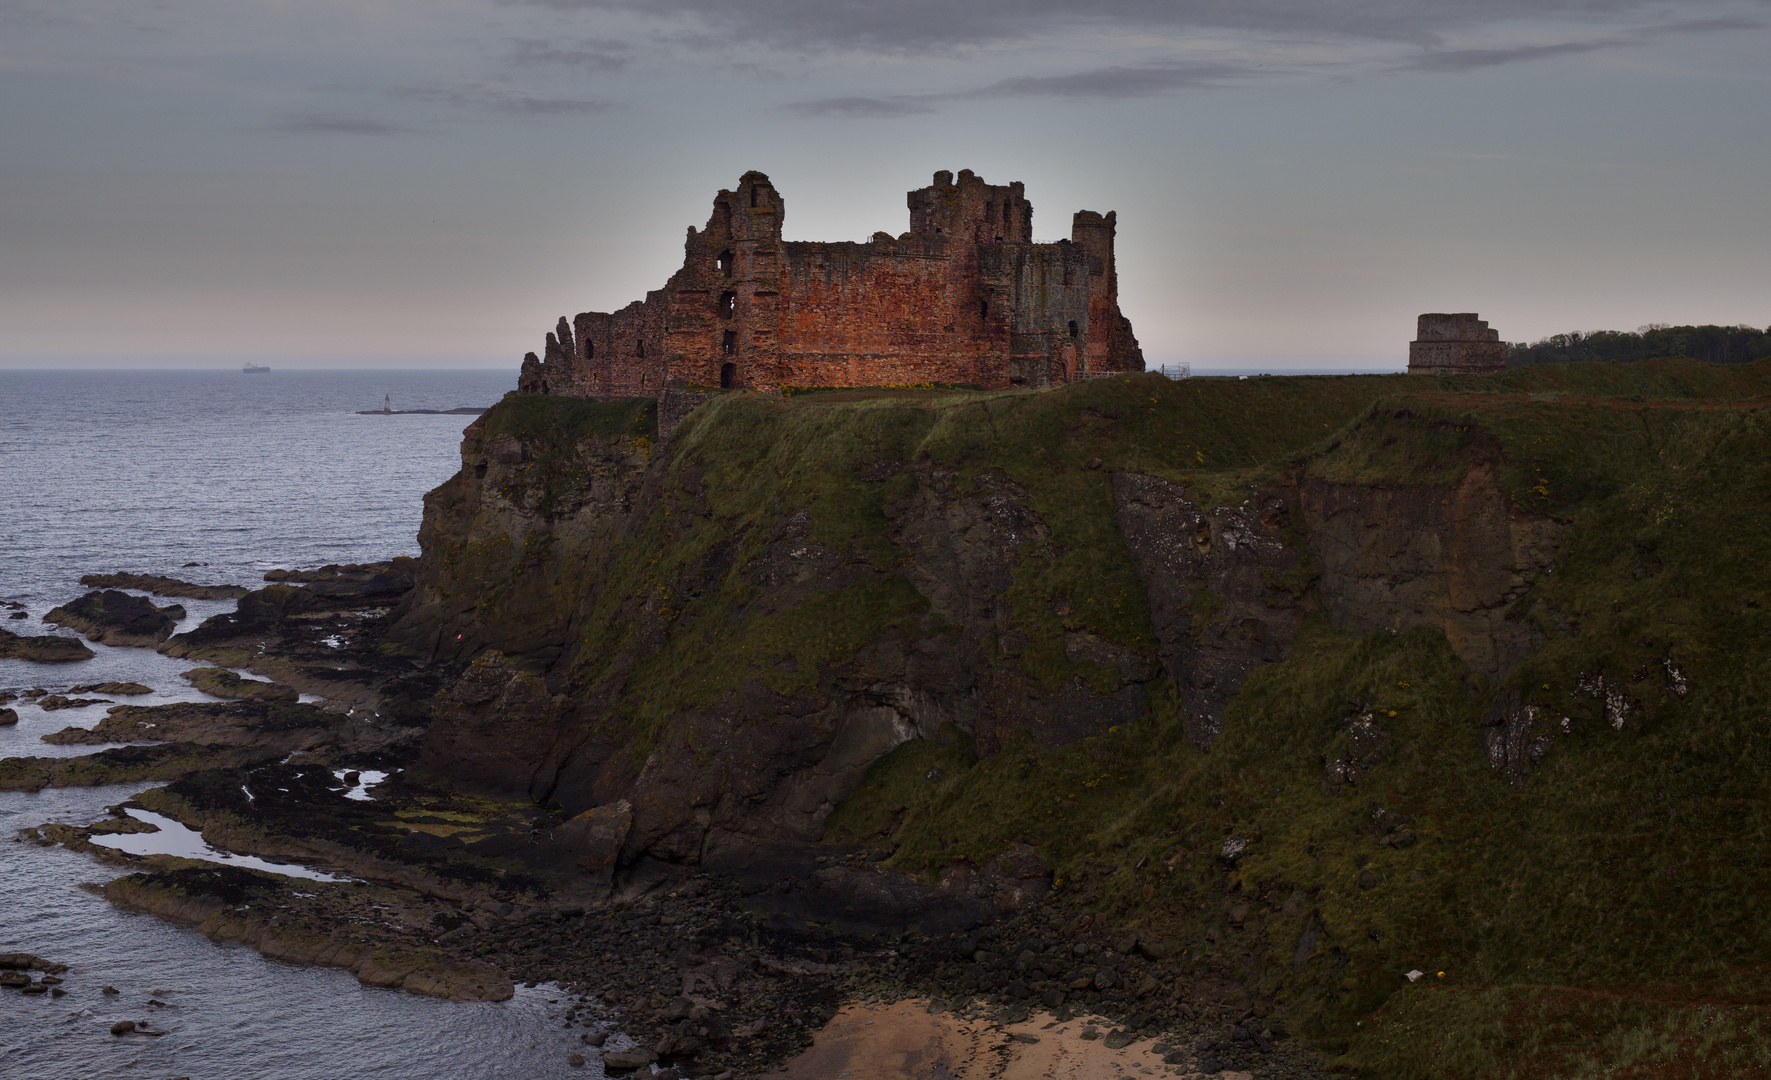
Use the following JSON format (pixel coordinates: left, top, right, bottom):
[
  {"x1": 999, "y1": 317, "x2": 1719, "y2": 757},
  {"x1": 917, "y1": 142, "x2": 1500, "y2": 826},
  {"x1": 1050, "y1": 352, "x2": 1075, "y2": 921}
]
[
  {"x1": 412, "y1": 357, "x2": 1771, "y2": 1077},
  {"x1": 825, "y1": 360, "x2": 1771, "y2": 1078},
  {"x1": 561, "y1": 372, "x2": 1404, "y2": 755}
]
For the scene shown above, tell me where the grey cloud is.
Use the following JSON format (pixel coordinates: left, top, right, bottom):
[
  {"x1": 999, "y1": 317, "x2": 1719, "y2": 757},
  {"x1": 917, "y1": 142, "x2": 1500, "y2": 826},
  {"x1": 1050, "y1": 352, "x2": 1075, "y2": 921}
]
[
  {"x1": 966, "y1": 60, "x2": 1245, "y2": 99},
  {"x1": 779, "y1": 96, "x2": 936, "y2": 118},
  {"x1": 1401, "y1": 41, "x2": 1608, "y2": 73},
  {"x1": 780, "y1": 58, "x2": 1248, "y2": 117},
  {"x1": 269, "y1": 115, "x2": 408, "y2": 135},
  {"x1": 394, "y1": 82, "x2": 620, "y2": 115},
  {"x1": 509, "y1": 37, "x2": 632, "y2": 72},
  {"x1": 523, "y1": 0, "x2": 1769, "y2": 53},
  {"x1": 1400, "y1": 15, "x2": 1762, "y2": 73}
]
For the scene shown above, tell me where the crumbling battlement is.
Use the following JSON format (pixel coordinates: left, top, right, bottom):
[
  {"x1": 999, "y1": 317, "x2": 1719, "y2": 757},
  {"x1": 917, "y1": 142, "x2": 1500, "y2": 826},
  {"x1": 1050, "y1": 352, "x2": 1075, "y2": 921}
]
[
  {"x1": 518, "y1": 170, "x2": 1144, "y2": 400},
  {"x1": 1408, "y1": 313, "x2": 1507, "y2": 375}
]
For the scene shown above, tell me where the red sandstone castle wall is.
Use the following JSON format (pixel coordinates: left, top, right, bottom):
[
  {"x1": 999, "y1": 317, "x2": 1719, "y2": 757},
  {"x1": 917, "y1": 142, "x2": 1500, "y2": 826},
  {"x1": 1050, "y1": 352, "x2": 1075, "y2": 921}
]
[
  {"x1": 517, "y1": 170, "x2": 1143, "y2": 400},
  {"x1": 774, "y1": 241, "x2": 1000, "y2": 388}
]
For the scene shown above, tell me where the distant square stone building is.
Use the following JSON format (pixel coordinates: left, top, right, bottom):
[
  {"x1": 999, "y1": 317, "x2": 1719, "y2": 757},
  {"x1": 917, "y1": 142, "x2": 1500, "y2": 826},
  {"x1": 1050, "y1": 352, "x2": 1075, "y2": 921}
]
[
  {"x1": 517, "y1": 169, "x2": 1144, "y2": 399},
  {"x1": 1408, "y1": 313, "x2": 1507, "y2": 375}
]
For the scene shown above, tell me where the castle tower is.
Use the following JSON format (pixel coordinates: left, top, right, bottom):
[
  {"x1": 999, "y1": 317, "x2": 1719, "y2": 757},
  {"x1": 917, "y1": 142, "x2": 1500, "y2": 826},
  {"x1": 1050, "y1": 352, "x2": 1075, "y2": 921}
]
[
  {"x1": 1408, "y1": 313, "x2": 1507, "y2": 375},
  {"x1": 906, "y1": 169, "x2": 1032, "y2": 244}
]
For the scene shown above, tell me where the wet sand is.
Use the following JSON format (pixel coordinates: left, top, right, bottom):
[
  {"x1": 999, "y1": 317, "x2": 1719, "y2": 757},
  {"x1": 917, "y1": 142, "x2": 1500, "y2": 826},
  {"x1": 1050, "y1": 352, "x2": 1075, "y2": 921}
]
[{"x1": 775, "y1": 998, "x2": 1252, "y2": 1080}]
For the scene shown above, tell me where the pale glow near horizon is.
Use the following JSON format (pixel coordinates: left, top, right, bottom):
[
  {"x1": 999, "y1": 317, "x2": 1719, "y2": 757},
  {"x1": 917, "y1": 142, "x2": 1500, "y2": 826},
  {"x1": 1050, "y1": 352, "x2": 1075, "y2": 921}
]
[{"x1": 3, "y1": 1, "x2": 1767, "y2": 371}]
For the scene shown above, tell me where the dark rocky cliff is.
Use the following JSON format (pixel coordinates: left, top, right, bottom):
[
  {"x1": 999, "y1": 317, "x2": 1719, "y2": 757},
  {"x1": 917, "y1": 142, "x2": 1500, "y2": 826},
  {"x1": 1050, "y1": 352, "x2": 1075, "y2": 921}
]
[
  {"x1": 387, "y1": 378, "x2": 1567, "y2": 866},
  {"x1": 385, "y1": 360, "x2": 1771, "y2": 1075}
]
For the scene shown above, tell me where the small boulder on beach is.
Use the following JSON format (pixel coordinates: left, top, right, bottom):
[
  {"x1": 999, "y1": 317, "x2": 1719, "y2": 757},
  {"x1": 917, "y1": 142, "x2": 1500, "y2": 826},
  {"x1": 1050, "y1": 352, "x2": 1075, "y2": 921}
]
[
  {"x1": 0, "y1": 708, "x2": 16, "y2": 726},
  {"x1": 601, "y1": 1049, "x2": 658, "y2": 1070}
]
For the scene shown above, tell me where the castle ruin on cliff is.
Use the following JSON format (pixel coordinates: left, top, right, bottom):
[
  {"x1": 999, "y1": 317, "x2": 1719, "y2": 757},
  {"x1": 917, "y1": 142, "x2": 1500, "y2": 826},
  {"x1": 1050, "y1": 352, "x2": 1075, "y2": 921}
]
[
  {"x1": 518, "y1": 170, "x2": 1144, "y2": 399},
  {"x1": 1408, "y1": 313, "x2": 1507, "y2": 375}
]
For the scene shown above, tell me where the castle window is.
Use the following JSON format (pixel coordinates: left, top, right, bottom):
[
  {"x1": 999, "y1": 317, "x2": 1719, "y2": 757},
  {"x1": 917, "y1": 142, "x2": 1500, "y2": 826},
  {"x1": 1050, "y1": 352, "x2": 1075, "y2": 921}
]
[
  {"x1": 584, "y1": 340, "x2": 594, "y2": 359},
  {"x1": 1068, "y1": 320, "x2": 1078, "y2": 338},
  {"x1": 636, "y1": 341, "x2": 646, "y2": 359},
  {"x1": 985, "y1": 202, "x2": 994, "y2": 222},
  {"x1": 750, "y1": 186, "x2": 762, "y2": 208},
  {"x1": 720, "y1": 362, "x2": 736, "y2": 389},
  {"x1": 1003, "y1": 201, "x2": 1012, "y2": 225},
  {"x1": 722, "y1": 330, "x2": 736, "y2": 355},
  {"x1": 718, "y1": 249, "x2": 733, "y2": 277},
  {"x1": 979, "y1": 299, "x2": 988, "y2": 320},
  {"x1": 718, "y1": 291, "x2": 736, "y2": 319}
]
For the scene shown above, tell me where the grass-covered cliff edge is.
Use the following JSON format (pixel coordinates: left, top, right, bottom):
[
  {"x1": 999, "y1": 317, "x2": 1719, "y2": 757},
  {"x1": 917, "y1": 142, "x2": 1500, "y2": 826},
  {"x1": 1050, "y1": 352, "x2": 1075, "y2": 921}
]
[{"x1": 388, "y1": 360, "x2": 1771, "y2": 1077}]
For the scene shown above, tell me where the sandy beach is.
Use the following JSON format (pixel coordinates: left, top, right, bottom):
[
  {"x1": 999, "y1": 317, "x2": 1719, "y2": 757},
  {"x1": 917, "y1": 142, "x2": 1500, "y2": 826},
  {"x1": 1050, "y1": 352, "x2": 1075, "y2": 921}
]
[{"x1": 775, "y1": 998, "x2": 1252, "y2": 1080}]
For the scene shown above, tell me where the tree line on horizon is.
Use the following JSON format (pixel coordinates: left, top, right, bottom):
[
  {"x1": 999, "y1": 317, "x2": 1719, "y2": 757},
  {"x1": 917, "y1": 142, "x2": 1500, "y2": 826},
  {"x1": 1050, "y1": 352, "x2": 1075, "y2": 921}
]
[{"x1": 1507, "y1": 323, "x2": 1771, "y2": 367}]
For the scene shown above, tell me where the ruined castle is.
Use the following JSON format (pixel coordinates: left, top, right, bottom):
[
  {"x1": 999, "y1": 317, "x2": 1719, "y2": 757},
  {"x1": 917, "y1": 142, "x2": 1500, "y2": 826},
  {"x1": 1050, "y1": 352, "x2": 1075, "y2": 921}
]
[
  {"x1": 1408, "y1": 313, "x2": 1507, "y2": 375},
  {"x1": 517, "y1": 170, "x2": 1144, "y2": 399}
]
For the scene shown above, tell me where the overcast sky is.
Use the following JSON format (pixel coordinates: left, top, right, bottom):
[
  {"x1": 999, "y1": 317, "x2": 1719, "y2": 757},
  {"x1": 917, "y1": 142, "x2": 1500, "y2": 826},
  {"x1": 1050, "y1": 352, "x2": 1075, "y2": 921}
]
[{"x1": 4, "y1": 0, "x2": 1768, "y2": 371}]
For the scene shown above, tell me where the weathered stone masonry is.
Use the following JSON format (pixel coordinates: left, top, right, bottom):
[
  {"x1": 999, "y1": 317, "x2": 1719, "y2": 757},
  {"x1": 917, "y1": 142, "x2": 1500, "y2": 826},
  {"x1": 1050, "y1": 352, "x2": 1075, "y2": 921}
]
[
  {"x1": 1408, "y1": 313, "x2": 1506, "y2": 375},
  {"x1": 518, "y1": 170, "x2": 1144, "y2": 399}
]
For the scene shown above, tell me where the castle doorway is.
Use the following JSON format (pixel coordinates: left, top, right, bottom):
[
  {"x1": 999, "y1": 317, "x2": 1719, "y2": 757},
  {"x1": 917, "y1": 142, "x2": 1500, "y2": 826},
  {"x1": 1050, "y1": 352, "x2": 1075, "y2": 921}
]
[{"x1": 720, "y1": 362, "x2": 736, "y2": 389}]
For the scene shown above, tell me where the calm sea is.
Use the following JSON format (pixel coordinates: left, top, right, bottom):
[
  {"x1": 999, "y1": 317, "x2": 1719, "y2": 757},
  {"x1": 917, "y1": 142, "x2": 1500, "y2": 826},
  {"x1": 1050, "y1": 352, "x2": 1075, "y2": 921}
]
[{"x1": 0, "y1": 369, "x2": 611, "y2": 1079}]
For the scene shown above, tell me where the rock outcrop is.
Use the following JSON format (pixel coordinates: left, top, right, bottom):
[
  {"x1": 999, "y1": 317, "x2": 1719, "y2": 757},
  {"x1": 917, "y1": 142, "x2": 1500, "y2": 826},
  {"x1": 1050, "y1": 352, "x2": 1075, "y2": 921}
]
[
  {"x1": 44, "y1": 590, "x2": 185, "y2": 647},
  {"x1": 103, "y1": 867, "x2": 513, "y2": 1002},
  {"x1": 40, "y1": 699, "x2": 342, "y2": 751},
  {"x1": 1113, "y1": 476, "x2": 1300, "y2": 747},
  {"x1": 387, "y1": 375, "x2": 1567, "y2": 880},
  {"x1": 0, "y1": 627, "x2": 95, "y2": 662},
  {"x1": 1300, "y1": 459, "x2": 1558, "y2": 675},
  {"x1": 80, "y1": 573, "x2": 249, "y2": 600},
  {"x1": 182, "y1": 667, "x2": 299, "y2": 702}
]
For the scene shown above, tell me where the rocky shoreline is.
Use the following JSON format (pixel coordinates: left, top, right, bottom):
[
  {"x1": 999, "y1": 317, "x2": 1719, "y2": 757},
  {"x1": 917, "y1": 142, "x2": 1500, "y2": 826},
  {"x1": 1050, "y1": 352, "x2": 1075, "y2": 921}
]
[
  {"x1": 26, "y1": 808, "x2": 1321, "y2": 1077},
  {"x1": 79, "y1": 572, "x2": 250, "y2": 600},
  {"x1": 1, "y1": 415, "x2": 1357, "y2": 1079},
  {"x1": 11, "y1": 572, "x2": 1326, "y2": 1077}
]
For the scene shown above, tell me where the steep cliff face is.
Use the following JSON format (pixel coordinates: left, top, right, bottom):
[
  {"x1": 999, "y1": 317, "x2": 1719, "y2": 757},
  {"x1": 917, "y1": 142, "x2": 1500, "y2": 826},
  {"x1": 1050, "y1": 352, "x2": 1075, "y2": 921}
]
[
  {"x1": 1113, "y1": 475, "x2": 1300, "y2": 748},
  {"x1": 394, "y1": 374, "x2": 1590, "y2": 868},
  {"x1": 389, "y1": 395, "x2": 656, "y2": 665},
  {"x1": 1301, "y1": 460, "x2": 1558, "y2": 675}
]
